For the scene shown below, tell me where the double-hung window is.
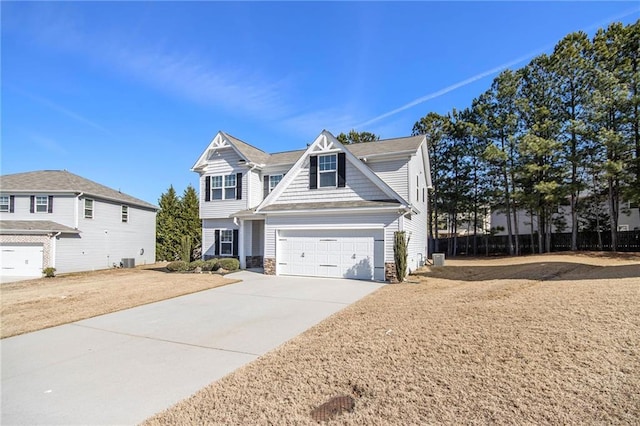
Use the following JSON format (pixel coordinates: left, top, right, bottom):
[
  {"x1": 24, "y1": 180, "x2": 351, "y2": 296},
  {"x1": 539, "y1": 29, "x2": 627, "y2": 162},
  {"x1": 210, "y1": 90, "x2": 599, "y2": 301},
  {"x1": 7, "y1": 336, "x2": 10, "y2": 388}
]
[
  {"x1": 224, "y1": 174, "x2": 236, "y2": 199},
  {"x1": 121, "y1": 205, "x2": 129, "y2": 223},
  {"x1": 318, "y1": 154, "x2": 337, "y2": 188},
  {"x1": 84, "y1": 199, "x2": 94, "y2": 219},
  {"x1": 0, "y1": 196, "x2": 9, "y2": 212},
  {"x1": 269, "y1": 174, "x2": 283, "y2": 192},
  {"x1": 220, "y1": 230, "x2": 233, "y2": 255},
  {"x1": 211, "y1": 176, "x2": 223, "y2": 200},
  {"x1": 36, "y1": 196, "x2": 48, "y2": 213}
]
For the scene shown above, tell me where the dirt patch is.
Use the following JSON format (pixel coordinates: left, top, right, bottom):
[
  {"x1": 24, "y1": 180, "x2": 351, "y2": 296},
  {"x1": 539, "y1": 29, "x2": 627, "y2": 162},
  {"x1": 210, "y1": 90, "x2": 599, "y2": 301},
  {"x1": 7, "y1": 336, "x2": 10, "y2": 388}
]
[
  {"x1": 1, "y1": 265, "x2": 238, "y2": 338},
  {"x1": 144, "y1": 253, "x2": 640, "y2": 425}
]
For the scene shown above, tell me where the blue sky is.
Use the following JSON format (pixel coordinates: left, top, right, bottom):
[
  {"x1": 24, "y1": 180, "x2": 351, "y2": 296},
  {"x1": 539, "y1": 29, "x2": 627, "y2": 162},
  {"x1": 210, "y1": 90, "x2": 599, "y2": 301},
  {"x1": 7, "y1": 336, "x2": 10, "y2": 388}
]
[{"x1": 2, "y1": 2, "x2": 638, "y2": 205}]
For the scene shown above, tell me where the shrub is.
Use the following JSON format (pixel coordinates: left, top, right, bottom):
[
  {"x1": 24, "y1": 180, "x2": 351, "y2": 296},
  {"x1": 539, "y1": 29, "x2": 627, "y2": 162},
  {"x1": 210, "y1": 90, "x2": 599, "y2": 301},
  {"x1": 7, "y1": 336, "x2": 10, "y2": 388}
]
[
  {"x1": 393, "y1": 231, "x2": 409, "y2": 282},
  {"x1": 189, "y1": 260, "x2": 206, "y2": 270},
  {"x1": 202, "y1": 259, "x2": 220, "y2": 272},
  {"x1": 218, "y1": 258, "x2": 240, "y2": 271},
  {"x1": 166, "y1": 261, "x2": 189, "y2": 272},
  {"x1": 42, "y1": 267, "x2": 56, "y2": 278}
]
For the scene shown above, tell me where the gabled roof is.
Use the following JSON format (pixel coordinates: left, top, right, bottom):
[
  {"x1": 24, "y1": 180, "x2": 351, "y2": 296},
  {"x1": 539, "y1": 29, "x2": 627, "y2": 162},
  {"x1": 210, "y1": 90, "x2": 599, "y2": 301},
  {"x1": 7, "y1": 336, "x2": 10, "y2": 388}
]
[
  {"x1": 257, "y1": 130, "x2": 411, "y2": 212},
  {"x1": 0, "y1": 220, "x2": 80, "y2": 234},
  {"x1": 194, "y1": 132, "x2": 426, "y2": 170},
  {"x1": 0, "y1": 170, "x2": 157, "y2": 210},
  {"x1": 222, "y1": 132, "x2": 271, "y2": 165}
]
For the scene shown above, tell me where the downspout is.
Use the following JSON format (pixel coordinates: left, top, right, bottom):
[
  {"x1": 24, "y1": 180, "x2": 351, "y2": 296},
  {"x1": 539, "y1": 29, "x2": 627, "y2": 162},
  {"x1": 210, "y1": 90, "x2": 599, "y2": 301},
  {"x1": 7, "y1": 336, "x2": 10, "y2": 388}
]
[
  {"x1": 75, "y1": 192, "x2": 84, "y2": 229},
  {"x1": 50, "y1": 231, "x2": 62, "y2": 269}
]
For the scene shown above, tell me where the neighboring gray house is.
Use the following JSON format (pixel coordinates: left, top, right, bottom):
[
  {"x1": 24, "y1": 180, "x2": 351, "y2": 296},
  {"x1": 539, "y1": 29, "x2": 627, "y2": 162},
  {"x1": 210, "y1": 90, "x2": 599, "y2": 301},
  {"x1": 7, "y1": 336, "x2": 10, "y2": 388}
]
[
  {"x1": 0, "y1": 170, "x2": 157, "y2": 278},
  {"x1": 192, "y1": 130, "x2": 432, "y2": 282}
]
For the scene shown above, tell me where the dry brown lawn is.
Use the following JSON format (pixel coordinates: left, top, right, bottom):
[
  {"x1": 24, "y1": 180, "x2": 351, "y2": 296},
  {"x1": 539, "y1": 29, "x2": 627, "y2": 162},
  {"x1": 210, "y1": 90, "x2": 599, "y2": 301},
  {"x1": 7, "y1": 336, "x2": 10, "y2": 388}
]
[
  {"x1": 0, "y1": 265, "x2": 238, "y2": 338},
  {"x1": 145, "y1": 252, "x2": 640, "y2": 425}
]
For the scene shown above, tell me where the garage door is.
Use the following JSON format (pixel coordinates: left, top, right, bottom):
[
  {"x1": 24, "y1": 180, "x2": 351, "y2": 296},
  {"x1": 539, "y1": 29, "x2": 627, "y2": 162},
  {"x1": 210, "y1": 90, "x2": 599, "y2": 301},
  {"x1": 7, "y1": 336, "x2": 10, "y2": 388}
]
[
  {"x1": 1, "y1": 245, "x2": 44, "y2": 277},
  {"x1": 277, "y1": 229, "x2": 384, "y2": 281}
]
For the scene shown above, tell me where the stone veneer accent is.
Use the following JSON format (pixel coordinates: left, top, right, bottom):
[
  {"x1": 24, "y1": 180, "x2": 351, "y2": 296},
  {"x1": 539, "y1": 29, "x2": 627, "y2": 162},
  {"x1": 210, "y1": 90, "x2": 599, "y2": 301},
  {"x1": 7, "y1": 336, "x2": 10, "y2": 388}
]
[
  {"x1": 0, "y1": 234, "x2": 52, "y2": 269},
  {"x1": 263, "y1": 257, "x2": 276, "y2": 275},
  {"x1": 385, "y1": 262, "x2": 398, "y2": 283},
  {"x1": 245, "y1": 255, "x2": 264, "y2": 269}
]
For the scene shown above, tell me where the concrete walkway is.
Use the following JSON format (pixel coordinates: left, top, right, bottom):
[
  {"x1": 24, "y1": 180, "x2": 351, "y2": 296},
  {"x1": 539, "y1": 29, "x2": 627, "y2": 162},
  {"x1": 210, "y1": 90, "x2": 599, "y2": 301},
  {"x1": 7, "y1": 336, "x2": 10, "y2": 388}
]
[{"x1": 1, "y1": 271, "x2": 383, "y2": 425}]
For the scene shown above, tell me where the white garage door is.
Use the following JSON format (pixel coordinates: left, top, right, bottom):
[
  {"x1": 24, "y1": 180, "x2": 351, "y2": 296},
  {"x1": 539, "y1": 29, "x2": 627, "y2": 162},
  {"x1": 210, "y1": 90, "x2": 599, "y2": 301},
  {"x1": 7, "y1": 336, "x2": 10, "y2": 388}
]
[
  {"x1": 277, "y1": 229, "x2": 384, "y2": 281},
  {"x1": 1, "y1": 245, "x2": 44, "y2": 277}
]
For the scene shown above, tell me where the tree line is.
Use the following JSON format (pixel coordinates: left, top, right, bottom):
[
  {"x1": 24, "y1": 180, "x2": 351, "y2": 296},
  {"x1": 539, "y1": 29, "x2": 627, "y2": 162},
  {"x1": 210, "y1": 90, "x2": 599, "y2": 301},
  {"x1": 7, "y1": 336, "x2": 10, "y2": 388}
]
[{"x1": 412, "y1": 21, "x2": 639, "y2": 254}]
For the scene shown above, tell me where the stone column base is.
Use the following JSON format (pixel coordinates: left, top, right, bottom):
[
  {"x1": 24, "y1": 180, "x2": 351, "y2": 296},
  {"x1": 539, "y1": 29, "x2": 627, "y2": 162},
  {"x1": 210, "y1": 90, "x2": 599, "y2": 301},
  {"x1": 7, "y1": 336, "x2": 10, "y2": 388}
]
[
  {"x1": 385, "y1": 262, "x2": 398, "y2": 283},
  {"x1": 263, "y1": 258, "x2": 276, "y2": 275},
  {"x1": 245, "y1": 255, "x2": 264, "y2": 268}
]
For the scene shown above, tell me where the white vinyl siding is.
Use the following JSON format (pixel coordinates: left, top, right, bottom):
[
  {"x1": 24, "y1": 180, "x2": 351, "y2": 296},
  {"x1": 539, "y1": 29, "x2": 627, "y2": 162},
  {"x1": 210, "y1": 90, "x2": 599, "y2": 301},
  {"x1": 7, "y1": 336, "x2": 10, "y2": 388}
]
[
  {"x1": 274, "y1": 158, "x2": 387, "y2": 204},
  {"x1": 8, "y1": 194, "x2": 76, "y2": 225},
  {"x1": 199, "y1": 148, "x2": 247, "y2": 218},
  {"x1": 55, "y1": 200, "x2": 156, "y2": 273},
  {"x1": 367, "y1": 158, "x2": 409, "y2": 200},
  {"x1": 249, "y1": 170, "x2": 263, "y2": 208},
  {"x1": 402, "y1": 149, "x2": 429, "y2": 271}
]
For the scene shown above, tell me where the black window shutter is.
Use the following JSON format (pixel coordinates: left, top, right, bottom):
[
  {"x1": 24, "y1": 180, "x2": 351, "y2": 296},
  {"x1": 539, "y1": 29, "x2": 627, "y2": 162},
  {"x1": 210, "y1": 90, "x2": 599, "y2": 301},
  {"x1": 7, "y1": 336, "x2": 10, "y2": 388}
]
[
  {"x1": 263, "y1": 175, "x2": 270, "y2": 198},
  {"x1": 205, "y1": 176, "x2": 211, "y2": 202},
  {"x1": 9, "y1": 196, "x2": 15, "y2": 213},
  {"x1": 232, "y1": 229, "x2": 239, "y2": 257},
  {"x1": 30, "y1": 196, "x2": 35, "y2": 213},
  {"x1": 309, "y1": 156, "x2": 318, "y2": 189},
  {"x1": 236, "y1": 172, "x2": 242, "y2": 200},
  {"x1": 337, "y1": 152, "x2": 346, "y2": 188},
  {"x1": 214, "y1": 230, "x2": 220, "y2": 256},
  {"x1": 48, "y1": 195, "x2": 54, "y2": 213}
]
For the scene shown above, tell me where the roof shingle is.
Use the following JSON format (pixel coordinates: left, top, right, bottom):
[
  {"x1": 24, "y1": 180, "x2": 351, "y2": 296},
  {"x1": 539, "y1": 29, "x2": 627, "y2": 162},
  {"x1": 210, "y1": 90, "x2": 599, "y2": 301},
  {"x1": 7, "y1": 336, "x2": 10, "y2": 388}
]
[{"x1": 0, "y1": 170, "x2": 157, "y2": 210}]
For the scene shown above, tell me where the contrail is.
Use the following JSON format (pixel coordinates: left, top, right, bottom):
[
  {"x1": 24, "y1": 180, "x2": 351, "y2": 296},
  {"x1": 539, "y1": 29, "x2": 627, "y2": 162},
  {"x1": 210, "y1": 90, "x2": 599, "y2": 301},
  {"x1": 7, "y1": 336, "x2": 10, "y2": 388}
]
[
  {"x1": 8, "y1": 85, "x2": 112, "y2": 134},
  {"x1": 354, "y1": 7, "x2": 639, "y2": 129}
]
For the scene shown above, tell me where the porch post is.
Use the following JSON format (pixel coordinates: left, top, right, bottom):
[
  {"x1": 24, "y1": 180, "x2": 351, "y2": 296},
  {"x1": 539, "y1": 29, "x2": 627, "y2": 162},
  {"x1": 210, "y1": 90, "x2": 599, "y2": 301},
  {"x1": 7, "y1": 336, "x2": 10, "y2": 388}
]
[{"x1": 239, "y1": 219, "x2": 246, "y2": 269}]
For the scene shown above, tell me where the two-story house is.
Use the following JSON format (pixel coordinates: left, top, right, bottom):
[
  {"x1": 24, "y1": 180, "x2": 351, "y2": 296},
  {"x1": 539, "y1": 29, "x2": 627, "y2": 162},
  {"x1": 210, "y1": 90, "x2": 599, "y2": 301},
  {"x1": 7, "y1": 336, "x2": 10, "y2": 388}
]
[
  {"x1": 0, "y1": 170, "x2": 157, "y2": 278},
  {"x1": 192, "y1": 130, "x2": 432, "y2": 282}
]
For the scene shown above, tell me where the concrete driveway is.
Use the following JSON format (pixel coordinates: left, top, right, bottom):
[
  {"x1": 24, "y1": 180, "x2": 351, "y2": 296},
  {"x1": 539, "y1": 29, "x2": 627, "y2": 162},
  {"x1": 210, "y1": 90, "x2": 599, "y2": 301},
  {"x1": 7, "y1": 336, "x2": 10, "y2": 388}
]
[{"x1": 1, "y1": 271, "x2": 383, "y2": 425}]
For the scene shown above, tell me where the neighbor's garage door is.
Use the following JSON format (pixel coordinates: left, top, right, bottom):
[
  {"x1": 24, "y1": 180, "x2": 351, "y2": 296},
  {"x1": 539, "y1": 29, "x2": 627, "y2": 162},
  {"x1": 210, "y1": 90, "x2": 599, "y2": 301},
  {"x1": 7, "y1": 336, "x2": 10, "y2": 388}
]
[
  {"x1": 1, "y1": 244, "x2": 44, "y2": 277},
  {"x1": 277, "y1": 229, "x2": 384, "y2": 281}
]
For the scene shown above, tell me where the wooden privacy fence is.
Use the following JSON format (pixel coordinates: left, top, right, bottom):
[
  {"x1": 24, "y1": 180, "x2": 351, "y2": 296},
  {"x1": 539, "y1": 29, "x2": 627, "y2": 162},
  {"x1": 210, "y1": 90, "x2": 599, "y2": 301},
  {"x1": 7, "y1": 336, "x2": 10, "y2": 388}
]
[{"x1": 432, "y1": 230, "x2": 640, "y2": 256}]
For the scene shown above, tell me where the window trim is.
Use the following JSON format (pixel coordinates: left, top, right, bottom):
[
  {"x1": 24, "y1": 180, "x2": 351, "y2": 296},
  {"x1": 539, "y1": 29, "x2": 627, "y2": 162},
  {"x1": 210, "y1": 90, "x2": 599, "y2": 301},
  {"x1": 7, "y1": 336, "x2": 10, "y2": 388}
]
[
  {"x1": 220, "y1": 229, "x2": 233, "y2": 256},
  {"x1": 84, "y1": 198, "x2": 94, "y2": 219},
  {"x1": 224, "y1": 174, "x2": 237, "y2": 200},
  {"x1": 318, "y1": 154, "x2": 337, "y2": 188},
  {"x1": 269, "y1": 174, "x2": 283, "y2": 193},
  {"x1": 209, "y1": 174, "x2": 238, "y2": 200},
  {"x1": 35, "y1": 196, "x2": 49, "y2": 213},
  {"x1": 121, "y1": 205, "x2": 129, "y2": 223},
  {"x1": 0, "y1": 196, "x2": 9, "y2": 213}
]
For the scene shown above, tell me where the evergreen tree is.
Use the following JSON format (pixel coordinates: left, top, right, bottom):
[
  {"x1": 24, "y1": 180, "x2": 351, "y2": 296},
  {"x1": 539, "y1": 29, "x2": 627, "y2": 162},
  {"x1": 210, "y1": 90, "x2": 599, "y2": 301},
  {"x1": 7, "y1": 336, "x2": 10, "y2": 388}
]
[
  {"x1": 156, "y1": 185, "x2": 181, "y2": 261},
  {"x1": 336, "y1": 130, "x2": 380, "y2": 144},
  {"x1": 551, "y1": 31, "x2": 593, "y2": 250},
  {"x1": 179, "y1": 185, "x2": 201, "y2": 261}
]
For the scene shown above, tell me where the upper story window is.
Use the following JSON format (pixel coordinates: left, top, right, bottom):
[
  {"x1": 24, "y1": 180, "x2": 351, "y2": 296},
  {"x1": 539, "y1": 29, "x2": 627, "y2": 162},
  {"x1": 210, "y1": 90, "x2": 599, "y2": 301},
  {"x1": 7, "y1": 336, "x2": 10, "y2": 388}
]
[
  {"x1": 269, "y1": 174, "x2": 283, "y2": 192},
  {"x1": 224, "y1": 174, "x2": 236, "y2": 199},
  {"x1": 206, "y1": 173, "x2": 242, "y2": 201},
  {"x1": 84, "y1": 199, "x2": 94, "y2": 219},
  {"x1": 211, "y1": 176, "x2": 223, "y2": 200},
  {"x1": 122, "y1": 205, "x2": 129, "y2": 223},
  {"x1": 318, "y1": 154, "x2": 337, "y2": 187},
  {"x1": 0, "y1": 196, "x2": 9, "y2": 212},
  {"x1": 35, "y1": 196, "x2": 49, "y2": 213}
]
